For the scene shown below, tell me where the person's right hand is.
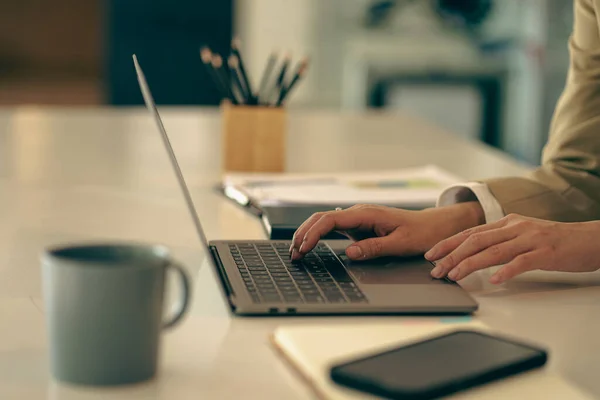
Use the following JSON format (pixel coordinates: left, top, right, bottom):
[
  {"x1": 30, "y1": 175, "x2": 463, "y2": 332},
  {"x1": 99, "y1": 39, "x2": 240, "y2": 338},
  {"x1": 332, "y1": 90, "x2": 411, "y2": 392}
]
[{"x1": 289, "y1": 202, "x2": 485, "y2": 261}]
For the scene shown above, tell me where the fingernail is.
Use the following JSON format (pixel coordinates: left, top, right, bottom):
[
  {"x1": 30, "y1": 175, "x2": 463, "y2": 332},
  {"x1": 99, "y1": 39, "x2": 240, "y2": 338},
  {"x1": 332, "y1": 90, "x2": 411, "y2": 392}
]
[
  {"x1": 346, "y1": 246, "x2": 363, "y2": 259},
  {"x1": 490, "y1": 273, "x2": 502, "y2": 284},
  {"x1": 447, "y1": 268, "x2": 459, "y2": 281},
  {"x1": 299, "y1": 241, "x2": 307, "y2": 253},
  {"x1": 291, "y1": 249, "x2": 300, "y2": 260},
  {"x1": 288, "y1": 244, "x2": 294, "y2": 256},
  {"x1": 425, "y1": 249, "x2": 436, "y2": 260},
  {"x1": 430, "y1": 266, "x2": 442, "y2": 278}
]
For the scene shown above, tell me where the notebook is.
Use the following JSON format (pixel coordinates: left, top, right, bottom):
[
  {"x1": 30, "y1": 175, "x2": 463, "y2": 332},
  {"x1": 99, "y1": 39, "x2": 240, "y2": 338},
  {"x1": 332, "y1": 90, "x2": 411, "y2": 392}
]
[
  {"x1": 221, "y1": 165, "x2": 462, "y2": 214},
  {"x1": 270, "y1": 319, "x2": 592, "y2": 400}
]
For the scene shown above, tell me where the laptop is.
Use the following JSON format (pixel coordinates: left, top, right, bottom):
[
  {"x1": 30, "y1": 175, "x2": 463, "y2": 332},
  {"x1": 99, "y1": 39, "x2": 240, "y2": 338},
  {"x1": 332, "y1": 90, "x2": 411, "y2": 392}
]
[{"x1": 132, "y1": 55, "x2": 478, "y2": 315}]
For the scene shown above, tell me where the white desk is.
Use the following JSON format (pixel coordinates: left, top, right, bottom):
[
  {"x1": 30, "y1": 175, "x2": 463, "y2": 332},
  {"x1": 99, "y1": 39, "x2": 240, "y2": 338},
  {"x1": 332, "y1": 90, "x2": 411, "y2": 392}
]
[{"x1": 0, "y1": 107, "x2": 597, "y2": 399}]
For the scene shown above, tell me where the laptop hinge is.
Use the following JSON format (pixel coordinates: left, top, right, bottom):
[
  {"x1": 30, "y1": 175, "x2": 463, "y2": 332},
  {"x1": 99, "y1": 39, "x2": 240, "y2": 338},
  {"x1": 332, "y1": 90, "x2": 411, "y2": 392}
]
[{"x1": 209, "y1": 246, "x2": 237, "y2": 310}]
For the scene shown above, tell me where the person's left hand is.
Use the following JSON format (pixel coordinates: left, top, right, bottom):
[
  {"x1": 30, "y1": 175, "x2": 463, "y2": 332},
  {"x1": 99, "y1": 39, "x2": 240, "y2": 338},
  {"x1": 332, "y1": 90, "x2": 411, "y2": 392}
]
[{"x1": 424, "y1": 214, "x2": 600, "y2": 284}]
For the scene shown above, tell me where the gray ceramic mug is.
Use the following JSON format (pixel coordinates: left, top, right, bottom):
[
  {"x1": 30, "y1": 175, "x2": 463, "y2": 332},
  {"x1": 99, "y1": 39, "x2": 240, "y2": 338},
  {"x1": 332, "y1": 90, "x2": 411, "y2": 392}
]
[{"x1": 41, "y1": 242, "x2": 190, "y2": 386}]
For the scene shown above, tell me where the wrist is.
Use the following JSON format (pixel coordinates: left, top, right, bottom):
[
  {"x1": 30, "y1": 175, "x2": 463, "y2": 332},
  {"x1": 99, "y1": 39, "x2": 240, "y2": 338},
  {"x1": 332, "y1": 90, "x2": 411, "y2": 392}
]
[
  {"x1": 425, "y1": 201, "x2": 484, "y2": 238},
  {"x1": 458, "y1": 201, "x2": 486, "y2": 229}
]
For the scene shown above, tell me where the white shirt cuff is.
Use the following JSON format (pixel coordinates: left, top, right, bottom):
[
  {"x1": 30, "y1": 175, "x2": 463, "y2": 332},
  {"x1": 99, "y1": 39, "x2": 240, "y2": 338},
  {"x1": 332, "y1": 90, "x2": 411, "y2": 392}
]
[{"x1": 436, "y1": 182, "x2": 505, "y2": 223}]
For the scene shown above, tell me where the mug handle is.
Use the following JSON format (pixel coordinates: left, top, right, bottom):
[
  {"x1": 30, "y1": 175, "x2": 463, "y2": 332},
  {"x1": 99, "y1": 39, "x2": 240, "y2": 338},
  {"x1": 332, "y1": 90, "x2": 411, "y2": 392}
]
[{"x1": 162, "y1": 261, "x2": 191, "y2": 329}]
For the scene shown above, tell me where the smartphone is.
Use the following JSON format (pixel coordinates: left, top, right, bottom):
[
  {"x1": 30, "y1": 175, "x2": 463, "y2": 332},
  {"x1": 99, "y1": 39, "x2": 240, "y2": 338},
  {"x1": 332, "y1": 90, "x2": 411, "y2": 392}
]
[{"x1": 330, "y1": 330, "x2": 548, "y2": 400}]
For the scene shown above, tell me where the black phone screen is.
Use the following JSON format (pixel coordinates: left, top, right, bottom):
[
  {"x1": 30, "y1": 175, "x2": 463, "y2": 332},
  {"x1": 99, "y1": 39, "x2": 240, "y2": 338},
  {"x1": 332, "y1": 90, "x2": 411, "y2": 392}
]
[{"x1": 330, "y1": 330, "x2": 547, "y2": 399}]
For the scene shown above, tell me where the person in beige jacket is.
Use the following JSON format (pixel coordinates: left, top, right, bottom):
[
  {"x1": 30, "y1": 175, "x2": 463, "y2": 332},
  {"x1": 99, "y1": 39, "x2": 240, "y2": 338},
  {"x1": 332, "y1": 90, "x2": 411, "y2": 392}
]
[{"x1": 290, "y1": 0, "x2": 600, "y2": 284}]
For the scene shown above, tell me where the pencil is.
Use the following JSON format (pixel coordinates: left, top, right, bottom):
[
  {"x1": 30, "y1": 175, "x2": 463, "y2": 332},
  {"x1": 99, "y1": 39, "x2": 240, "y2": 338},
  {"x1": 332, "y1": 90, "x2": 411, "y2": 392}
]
[
  {"x1": 228, "y1": 55, "x2": 250, "y2": 104},
  {"x1": 276, "y1": 58, "x2": 309, "y2": 106},
  {"x1": 200, "y1": 47, "x2": 231, "y2": 102},
  {"x1": 257, "y1": 52, "x2": 277, "y2": 105},
  {"x1": 267, "y1": 54, "x2": 290, "y2": 106},
  {"x1": 231, "y1": 38, "x2": 256, "y2": 104},
  {"x1": 212, "y1": 54, "x2": 241, "y2": 105}
]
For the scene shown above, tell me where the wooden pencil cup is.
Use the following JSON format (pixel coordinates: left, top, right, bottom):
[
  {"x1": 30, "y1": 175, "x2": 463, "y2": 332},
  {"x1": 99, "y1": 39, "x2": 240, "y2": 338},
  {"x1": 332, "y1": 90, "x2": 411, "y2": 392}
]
[{"x1": 221, "y1": 103, "x2": 287, "y2": 173}]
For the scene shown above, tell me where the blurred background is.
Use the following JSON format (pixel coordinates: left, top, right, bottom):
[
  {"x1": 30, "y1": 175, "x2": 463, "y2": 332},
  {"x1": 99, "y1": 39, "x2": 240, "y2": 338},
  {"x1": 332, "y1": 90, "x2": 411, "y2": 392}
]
[{"x1": 0, "y1": 0, "x2": 572, "y2": 164}]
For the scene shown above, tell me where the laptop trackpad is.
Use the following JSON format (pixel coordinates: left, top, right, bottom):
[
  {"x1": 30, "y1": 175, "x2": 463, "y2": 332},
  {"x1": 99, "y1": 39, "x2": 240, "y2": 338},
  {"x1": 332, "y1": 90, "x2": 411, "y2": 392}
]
[{"x1": 343, "y1": 255, "x2": 445, "y2": 285}]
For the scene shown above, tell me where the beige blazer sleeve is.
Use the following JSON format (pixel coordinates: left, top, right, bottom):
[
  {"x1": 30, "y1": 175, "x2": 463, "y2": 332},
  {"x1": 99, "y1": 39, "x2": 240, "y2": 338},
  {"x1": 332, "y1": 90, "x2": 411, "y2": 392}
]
[{"x1": 483, "y1": 0, "x2": 600, "y2": 222}]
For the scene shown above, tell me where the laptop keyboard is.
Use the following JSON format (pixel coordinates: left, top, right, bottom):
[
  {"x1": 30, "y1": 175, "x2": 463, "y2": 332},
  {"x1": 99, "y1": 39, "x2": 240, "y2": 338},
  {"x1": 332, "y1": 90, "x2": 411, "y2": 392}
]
[{"x1": 229, "y1": 242, "x2": 367, "y2": 304}]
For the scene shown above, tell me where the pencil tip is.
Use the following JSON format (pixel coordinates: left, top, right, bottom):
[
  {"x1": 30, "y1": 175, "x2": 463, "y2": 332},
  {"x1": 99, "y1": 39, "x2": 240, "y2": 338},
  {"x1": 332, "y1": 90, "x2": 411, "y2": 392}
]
[
  {"x1": 200, "y1": 47, "x2": 212, "y2": 63},
  {"x1": 228, "y1": 54, "x2": 239, "y2": 67},
  {"x1": 211, "y1": 54, "x2": 223, "y2": 68}
]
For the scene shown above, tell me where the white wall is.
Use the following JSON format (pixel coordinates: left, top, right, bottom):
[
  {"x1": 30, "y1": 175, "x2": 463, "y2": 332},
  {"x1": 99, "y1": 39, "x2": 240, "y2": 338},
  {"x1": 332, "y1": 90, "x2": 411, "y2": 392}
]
[{"x1": 234, "y1": 0, "x2": 320, "y2": 106}]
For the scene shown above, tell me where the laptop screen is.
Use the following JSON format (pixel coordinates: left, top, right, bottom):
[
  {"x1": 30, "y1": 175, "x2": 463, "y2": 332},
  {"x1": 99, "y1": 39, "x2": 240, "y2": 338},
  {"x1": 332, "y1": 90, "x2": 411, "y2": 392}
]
[{"x1": 132, "y1": 55, "x2": 211, "y2": 250}]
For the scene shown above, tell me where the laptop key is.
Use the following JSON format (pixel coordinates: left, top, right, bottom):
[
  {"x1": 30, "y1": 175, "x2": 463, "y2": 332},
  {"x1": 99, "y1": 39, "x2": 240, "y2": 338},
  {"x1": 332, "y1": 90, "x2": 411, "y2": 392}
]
[
  {"x1": 314, "y1": 277, "x2": 334, "y2": 283},
  {"x1": 249, "y1": 270, "x2": 269, "y2": 275},
  {"x1": 297, "y1": 283, "x2": 317, "y2": 289},
  {"x1": 252, "y1": 276, "x2": 271, "y2": 281},
  {"x1": 326, "y1": 294, "x2": 347, "y2": 303},
  {"x1": 296, "y1": 277, "x2": 316, "y2": 283},
  {"x1": 290, "y1": 270, "x2": 310, "y2": 276},
  {"x1": 304, "y1": 295, "x2": 325, "y2": 303},
  {"x1": 277, "y1": 285, "x2": 297, "y2": 292},
  {"x1": 259, "y1": 289, "x2": 279, "y2": 295},
  {"x1": 256, "y1": 283, "x2": 275, "y2": 289},
  {"x1": 268, "y1": 270, "x2": 288, "y2": 275},
  {"x1": 347, "y1": 292, "x2": 365, "y2": 300},
  {"x1": 299, "y1": 289, "x2": 320, "y2": 296}
]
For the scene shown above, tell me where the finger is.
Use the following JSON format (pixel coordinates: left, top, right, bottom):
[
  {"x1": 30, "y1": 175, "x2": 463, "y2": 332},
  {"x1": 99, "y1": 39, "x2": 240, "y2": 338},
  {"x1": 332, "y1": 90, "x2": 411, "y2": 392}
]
[
  {"x1": 291, "y1": 207, "x2": 354, "y2": 252},
  {"x1": 430, "y1": 226, "x2": 517, "y2": 278},
  {"x1": 445, "y1": 238, "x2": 533, "y2": 281},
  {"x1": 425, "y1": 217, "x2": 509, "y2": 262},
  {"x1": 490, "y1": 251, "x2": 542, "y2": 284},
  {"x1": 291, "y1": 212, "x2": 326, "y2": 254},
  {"x1": 346, "y1": 236, "x2": 398, "y2": 260},
  {"x1": 298, "y1": 209, "x2": 374, "y2": 256}
]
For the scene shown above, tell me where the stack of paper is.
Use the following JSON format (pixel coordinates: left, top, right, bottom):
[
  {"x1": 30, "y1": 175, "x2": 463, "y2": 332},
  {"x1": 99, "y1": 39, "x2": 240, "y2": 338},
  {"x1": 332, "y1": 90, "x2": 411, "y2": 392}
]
[{"x1": 222, "y1": 165, "x2": 462, "y2": 209}]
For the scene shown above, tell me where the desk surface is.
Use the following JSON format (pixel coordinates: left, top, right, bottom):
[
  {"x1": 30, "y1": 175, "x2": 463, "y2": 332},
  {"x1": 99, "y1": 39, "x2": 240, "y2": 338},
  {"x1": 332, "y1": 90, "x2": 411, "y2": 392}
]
[{"x1": 0, "y1": 107, "x2": 597, "y2": 399}]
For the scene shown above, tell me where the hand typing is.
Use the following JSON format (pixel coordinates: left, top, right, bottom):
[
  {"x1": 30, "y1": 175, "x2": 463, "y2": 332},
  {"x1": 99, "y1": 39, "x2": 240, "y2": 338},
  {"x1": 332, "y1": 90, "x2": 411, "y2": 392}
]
[{"x1": 290, "y1": 202, "x2": 485, "y2": 261}]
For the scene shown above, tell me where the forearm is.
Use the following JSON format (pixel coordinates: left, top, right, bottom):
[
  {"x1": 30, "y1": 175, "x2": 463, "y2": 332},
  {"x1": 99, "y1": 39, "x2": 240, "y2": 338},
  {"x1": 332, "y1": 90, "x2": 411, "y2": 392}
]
[{"x1": 479, "y1": 0, "x2": 600, "y2": 222}]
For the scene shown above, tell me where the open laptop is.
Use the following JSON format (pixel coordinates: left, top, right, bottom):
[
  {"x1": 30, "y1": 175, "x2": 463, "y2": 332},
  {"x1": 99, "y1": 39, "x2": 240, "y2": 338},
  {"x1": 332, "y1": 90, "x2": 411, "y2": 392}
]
[{"x1": 133, "y1": 55, "x2": 478, "y2": 315}]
